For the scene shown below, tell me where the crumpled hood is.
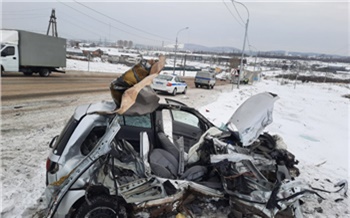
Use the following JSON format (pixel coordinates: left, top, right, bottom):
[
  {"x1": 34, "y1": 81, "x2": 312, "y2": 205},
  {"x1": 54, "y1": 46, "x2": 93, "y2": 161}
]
[{"x1": 226, "y1": 92, "x2": 279, "y2": 146}]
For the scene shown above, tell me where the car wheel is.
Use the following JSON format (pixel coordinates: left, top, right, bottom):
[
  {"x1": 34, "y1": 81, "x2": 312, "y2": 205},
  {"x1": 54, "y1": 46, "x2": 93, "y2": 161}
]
[
  {"x1": 75, "y1": 195, "x2": 126, "y2": 218},
  {"x1": 183, "y1": 87, "x2": 187, "y2": 94},
  {"x1": 172, "y1": 88, "x2": 177, "y2": 96},
  {"x1": 207, "y1": 85, "x2": 210, "y2": 89},
  {"x1": 39, "y1": 68, "x2": 50, "y2": 77}
]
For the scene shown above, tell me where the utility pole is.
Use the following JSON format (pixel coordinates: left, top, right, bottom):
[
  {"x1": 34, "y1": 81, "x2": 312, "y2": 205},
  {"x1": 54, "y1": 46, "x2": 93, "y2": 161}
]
[
  {"x1": 183, "y1": 54, "x2": 187, "y2": 76},
  {"x1": 47, "y1": 9, "x2": 58, "y2": 37},
  {"x1": 253, "y1": 51, "x2": 258, "y2": 72},
  {"x1": 230, "y1": 0, "x2": 250, "y2": 89},
  {"x1": 173, "y1": 27, "x2": 189, "y2": 75},
  {"x1": 236, "y1": 1, "x2": 249, "y2": 89}
]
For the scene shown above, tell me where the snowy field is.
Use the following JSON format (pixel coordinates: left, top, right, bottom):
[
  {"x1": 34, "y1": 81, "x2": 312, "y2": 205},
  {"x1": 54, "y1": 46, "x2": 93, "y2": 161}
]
[{"x1": 1, "y1": 58, "x2": 349, "y2": 217}]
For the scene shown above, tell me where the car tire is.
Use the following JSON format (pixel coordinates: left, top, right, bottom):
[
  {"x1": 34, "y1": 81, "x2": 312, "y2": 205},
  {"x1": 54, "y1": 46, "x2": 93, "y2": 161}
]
[
  {"x1": 39, "y1": 68, "x2": 50, "y2": 77},
  {"x1": 183, "y1": 87, "x2": 187, "y2": 94},
  {"x1": 172, "y1": 88, "x2": 177, "y2": 96},
  {"x1": 75, "y1": 195, "x2": 126, "y2": 218}
]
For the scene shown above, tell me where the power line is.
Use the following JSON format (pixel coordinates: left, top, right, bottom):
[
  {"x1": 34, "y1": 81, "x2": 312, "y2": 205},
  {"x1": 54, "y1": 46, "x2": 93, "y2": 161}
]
[
  {"x1": 57, "y1": 0, "x2": 167, "y2": 44},
  {"x1": 231, "y1": 1, "x2": 245, "y2": 24},
  {"x1": 59, "y1": 30, "x2": 79, "y2": 40},
  {"x1": 222, "y1": 0, "x2": 244, "y2": 27},
  {"x1": 58, "y1": 11, "x2": 109, "y2": 38},
  {"x1": 59, "y1": 16, "x2": 103, "y2": 38},
  {"x1": 73, "y1": 0, "x2": 172, "y2": 41}
]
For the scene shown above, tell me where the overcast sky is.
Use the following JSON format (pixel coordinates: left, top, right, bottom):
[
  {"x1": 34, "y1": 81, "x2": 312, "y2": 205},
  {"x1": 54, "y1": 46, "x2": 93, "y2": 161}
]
[{"x1": 1, "y1": 0, "x2": 349, "y2": 56}]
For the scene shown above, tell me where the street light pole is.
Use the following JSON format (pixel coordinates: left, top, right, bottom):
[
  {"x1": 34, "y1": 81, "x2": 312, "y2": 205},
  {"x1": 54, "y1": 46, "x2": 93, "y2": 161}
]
[
  {"x1": 237, "y1": 20, "x2": 249, "y2": 88},
  {"x1": 249, "y1": 45, "x2": 259, "y2": 72},
  {"x1": 173, "y1": 27, "x2": 189, "y2": 75},
  {"x1": 232, "y1": 0, "x2": 249, "y2": 89}
]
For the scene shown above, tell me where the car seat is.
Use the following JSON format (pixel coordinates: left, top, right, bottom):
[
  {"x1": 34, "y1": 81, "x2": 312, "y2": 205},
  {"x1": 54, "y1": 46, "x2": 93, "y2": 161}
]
[{"x1": 149, "y1": 134, "x2": 207, "y2": 181}]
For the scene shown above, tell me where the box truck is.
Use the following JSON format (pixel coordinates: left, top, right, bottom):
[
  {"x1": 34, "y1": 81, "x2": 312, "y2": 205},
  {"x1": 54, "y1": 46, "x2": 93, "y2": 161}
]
[{"x1": 1, "y1": 29, "x2": 66, "y2": 77}]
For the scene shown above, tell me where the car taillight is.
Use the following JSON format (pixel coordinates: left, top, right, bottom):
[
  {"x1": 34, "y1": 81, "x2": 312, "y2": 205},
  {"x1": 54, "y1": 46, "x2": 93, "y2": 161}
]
[
  {"x1": 166, "y1": 82, "x2": 172, "y2": 86},
  {"x1": 46, "y1": 158, "x2": 59, "y2": 173},
  {"x1": 46, "y1": 158, "x2": 51, "y2": 171}
]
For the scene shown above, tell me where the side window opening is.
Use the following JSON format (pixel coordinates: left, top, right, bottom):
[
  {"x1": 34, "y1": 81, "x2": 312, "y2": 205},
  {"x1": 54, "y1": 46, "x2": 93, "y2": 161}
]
[
  {"x1": 80, "y1": 126, "x2": 106, "y2": 156},
  {"x1": 172, "y1": 110, "x2": 200, "y2": 128}
]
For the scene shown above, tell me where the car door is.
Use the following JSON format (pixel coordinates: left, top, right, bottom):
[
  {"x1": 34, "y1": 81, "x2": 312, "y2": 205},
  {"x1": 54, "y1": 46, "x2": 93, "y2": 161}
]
[
  {"x1": 165, "y1": 98, "x2": 187, "y2": 107},
  {"x1": 1, "y1": 45, "x2": 19, "y2": 72},
  {"x1": 164, "y1": 99, "x2": 204, "y2": 152},
  {"x1": 174, "y1": 76, "x2": 185, "y2": 92},
  {"x1": 116, "y1": 114, "x2": 154, "y2": 153}
]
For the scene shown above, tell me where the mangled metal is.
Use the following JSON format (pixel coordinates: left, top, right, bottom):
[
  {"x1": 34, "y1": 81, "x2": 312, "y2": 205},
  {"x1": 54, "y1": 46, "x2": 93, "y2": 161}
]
[
  {"x1": 45, "y1": 92, "x2": 348, "y2": 218},
  {"x1": 226, "y1": 92, "x2": 279, "y2": 146}
]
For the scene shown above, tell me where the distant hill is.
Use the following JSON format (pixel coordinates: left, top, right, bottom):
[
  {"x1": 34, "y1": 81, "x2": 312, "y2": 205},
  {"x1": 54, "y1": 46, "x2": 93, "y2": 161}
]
[
  {"x1": 184, "y1": 43, "x2": 240, "y2": 53},
  {"x1": 183, "y1": 44, "x2": 348, "y2": 59},
  {"x1": 133, "y1": 42, "x2": 349, "y2": 60}
]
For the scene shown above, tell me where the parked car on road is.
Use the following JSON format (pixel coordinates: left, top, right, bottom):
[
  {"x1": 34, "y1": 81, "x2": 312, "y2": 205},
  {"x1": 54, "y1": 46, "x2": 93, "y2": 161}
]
[
  {"x1": 194, "y1": 71, "x2": 216, "y2": 89},
  {"x1": 151, "y1": 74, "x2": 187, "y2": 95},
  {"x1": 44, "y1": 92, "x2": 318, "y2": 218}
]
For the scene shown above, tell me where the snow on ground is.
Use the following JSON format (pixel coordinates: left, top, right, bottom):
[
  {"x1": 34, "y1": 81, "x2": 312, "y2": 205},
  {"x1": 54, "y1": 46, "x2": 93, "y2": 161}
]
[
  {"x1": 1, "y1": 59, "x2": 349, "y2": 217},
  {"x1": 66, "y1": 58, "x2": 129, "y2": 74}
]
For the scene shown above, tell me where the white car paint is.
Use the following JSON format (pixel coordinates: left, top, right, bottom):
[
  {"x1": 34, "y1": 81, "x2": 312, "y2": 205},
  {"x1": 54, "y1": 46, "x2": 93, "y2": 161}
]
[{"x1": 151, "y1": 74, "x2": 187, "y2": 95}]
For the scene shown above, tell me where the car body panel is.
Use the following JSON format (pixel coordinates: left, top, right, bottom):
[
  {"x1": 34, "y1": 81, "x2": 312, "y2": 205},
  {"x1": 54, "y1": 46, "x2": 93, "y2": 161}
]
[
  {"x1": 45, "y1": 188, "x2": 85, "y2": 218},
  {"x1": 226, "y1": 92, "x2": 279, "y2": 146},
  {"x1": 194, "y1": 71, "x2": 216, "y2": 88},
  {"x1": 151, "y1": 74, "x2": 187, "y2": 94},
  {"x1": 171, "y1": 112, "x2": 205, "y2": 149}
]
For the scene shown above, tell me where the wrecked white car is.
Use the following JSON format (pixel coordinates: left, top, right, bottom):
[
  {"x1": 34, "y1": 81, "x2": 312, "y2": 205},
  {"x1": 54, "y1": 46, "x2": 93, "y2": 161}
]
[{"x1": 44, "y1": 92, "x2": 346, "y2": 218}]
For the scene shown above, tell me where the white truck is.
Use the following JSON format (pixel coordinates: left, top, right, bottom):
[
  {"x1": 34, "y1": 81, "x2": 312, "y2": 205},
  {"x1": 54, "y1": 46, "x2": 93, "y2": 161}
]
[{"x1": 1, "y1": 29, "x2": 66, "y2": 77}]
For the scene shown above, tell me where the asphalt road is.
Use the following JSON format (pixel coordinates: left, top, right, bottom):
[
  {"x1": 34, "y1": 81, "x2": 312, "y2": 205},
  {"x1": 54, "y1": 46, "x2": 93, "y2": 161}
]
[
  {"x1": 1, "y1": 71, "x2": 230, "y2": 101},
  {"x1": 1, "y1": 71, "x2": 117, "y2": 100}
]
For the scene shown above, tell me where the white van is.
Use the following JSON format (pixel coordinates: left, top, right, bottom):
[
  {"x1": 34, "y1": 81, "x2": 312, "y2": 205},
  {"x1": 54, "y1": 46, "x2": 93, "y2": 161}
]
[{"x1": 194, "y1": 71, "x2": 216, "y2": 89}]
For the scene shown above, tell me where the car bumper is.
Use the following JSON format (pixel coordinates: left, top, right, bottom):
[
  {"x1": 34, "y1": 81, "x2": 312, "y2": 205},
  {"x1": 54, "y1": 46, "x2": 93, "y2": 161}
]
[{"x1": 152, "y1": 85, "x2": 174, "y2": 94}]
